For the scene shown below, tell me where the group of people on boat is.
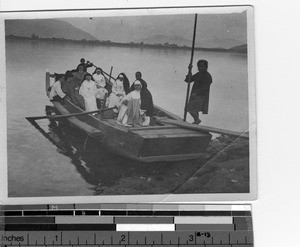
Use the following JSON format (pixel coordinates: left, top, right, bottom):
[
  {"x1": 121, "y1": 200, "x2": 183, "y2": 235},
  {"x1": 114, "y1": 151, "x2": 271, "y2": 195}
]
[
  {"x1": 48, "y1": 58, "x2": 154, "y2": 127},
  {"x1": 49, "y1": 58, "x2": 212, "y2": 126}
]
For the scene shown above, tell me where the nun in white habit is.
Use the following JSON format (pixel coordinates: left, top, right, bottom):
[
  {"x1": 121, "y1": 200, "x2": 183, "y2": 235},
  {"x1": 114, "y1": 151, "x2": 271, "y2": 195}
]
[
  {"x1": 117, "y1": 80, "x2": 150, "y2": 127},
  {"x1": 93, "y1": 68, "x2": 108, "y2": 100},
  {"x1": 106, "y1": 74, "x2": 125, "y2": 113},
  {"x1": 79, "y1": 74, "x2": 98, "y2": 113}
]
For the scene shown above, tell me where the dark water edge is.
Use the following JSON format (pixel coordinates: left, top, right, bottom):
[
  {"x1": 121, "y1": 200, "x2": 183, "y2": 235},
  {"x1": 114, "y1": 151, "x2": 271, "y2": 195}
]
[{"x1": 6, "y1": 35, "x2": 248, "y2": 55}]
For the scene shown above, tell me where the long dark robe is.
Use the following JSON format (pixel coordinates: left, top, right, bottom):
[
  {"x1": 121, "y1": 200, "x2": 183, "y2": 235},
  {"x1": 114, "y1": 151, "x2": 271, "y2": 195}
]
[
  {"x1": 72, "y1": 71, "x2": 87, "y2": 84},
  {"x1": 130, "y1": 78, "x2": 153, "y2": 117},
  {"x1": 185, "y1": 71, "x2": 212, "y2": 114},
  {"x1": 123, "y1": 77, "x2": 130, "y2": 95},
  {"x1": 62, "y1": 78, "x2": 85, "y2": 109}
]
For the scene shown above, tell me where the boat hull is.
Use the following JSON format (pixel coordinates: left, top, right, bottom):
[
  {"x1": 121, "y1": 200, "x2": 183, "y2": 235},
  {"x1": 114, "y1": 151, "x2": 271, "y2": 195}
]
[{"x1": 52, "y1": 100, "x2": 211, "y2": 162}]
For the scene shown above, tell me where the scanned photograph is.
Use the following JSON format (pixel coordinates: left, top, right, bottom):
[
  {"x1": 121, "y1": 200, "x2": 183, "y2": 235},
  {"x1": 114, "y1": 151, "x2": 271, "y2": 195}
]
[{"x1": 3, "y1": 6, "x2": 255, "y2": 198}]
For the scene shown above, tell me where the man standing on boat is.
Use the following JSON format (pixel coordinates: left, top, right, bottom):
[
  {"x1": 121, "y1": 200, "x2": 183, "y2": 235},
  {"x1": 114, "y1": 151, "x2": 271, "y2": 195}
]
[{"x1": 185, "y1": 59, "x2": 212, "y2": 124}]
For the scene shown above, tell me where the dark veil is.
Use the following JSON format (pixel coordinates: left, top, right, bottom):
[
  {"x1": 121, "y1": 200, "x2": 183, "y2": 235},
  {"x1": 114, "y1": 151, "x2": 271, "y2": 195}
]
[
  {"x1": 92, "y1": 67, "x2": 103, "y2": 75},
  {"x1": 119, "y1": 73, "x2": 130, "y2": 94}
]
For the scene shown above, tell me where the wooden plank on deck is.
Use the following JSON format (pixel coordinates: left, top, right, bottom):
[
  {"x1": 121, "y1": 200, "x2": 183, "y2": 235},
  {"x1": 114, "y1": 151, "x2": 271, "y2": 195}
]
[
  {"x1": 155, "y1": 117, "x2": 249, "y2": 139},
  {"x1": 129, "y1": 125, "x2": 178, "y2": 131},
  {"x1": 154, "y1": 105, "x2": 183, "y2": 121},
  {"x1": 131, "y1": 127, "x2": 208, "y2": 138}
]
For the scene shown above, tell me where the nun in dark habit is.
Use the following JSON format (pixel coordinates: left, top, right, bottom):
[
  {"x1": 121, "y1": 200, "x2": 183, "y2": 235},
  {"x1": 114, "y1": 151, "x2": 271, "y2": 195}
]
[{"x1": 129, "y1": 71, "x2": 154, "y2": 117}]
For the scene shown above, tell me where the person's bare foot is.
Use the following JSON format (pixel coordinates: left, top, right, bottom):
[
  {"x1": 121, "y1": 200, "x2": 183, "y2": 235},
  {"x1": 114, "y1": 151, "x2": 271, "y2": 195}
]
[
  {"x1": 124, "y1": 123, "x2": 133, "y2": 127},
  {"x1": 192, "y1": 119, "x2": 201, "y2": 125}
]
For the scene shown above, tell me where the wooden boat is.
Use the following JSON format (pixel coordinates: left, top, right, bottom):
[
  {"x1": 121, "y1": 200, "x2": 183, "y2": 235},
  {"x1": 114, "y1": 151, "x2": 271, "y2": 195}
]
[{"x1": 45, "y1": 72, "x2": 212, "y2": 162}]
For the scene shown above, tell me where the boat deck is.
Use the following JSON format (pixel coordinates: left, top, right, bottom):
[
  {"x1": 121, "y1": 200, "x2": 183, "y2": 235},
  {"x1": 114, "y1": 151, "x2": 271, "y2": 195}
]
[
  {"x1": 103, "y1": 115, "x2": 208, "y2": 139},
  {"x1": 55, "y1": 100, "x2": 209, "y2": 139}
]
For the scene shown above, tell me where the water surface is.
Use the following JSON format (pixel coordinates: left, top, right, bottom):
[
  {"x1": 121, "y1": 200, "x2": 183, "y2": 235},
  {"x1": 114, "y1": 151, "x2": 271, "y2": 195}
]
[{"x1": 6, "y1": 40, "x2": 248, "y2": 197}]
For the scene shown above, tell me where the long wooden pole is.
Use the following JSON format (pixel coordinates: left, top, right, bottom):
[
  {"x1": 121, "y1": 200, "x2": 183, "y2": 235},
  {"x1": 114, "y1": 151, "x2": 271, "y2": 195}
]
[
  {"x1": 26, "y1": 106, "x2": 117, "y2": 121},
  {"x1": 154, "y1": 117, "x2": 249, "y2": 139},
  {"x1": 183, "y1": 14, "x2": 198, "y2": 122},
  {"x1": 108, "y1": 66, "x2": 113, "y2": 84}
]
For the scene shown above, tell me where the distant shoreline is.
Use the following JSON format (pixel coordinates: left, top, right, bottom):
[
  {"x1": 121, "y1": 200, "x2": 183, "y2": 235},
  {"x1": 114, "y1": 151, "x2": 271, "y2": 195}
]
[{"x1": 6, "y1": 35, "x2": 247, "y2": 55}]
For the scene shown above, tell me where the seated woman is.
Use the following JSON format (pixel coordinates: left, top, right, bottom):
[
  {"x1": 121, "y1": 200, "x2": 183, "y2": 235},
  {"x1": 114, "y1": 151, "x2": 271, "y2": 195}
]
[
  {"x1": 49, "y1": 75, "x2": 67, "y2": 103},
  {"x1": 117, "y1": 81, "x2": 150, "y2": 127},
  {"x1": 92, "y1": 67, "x2": 108, "y2": 108},
  {"x1": 49, "y1": 72, "x2": 65, "y2": 82},
  {"x1": 129, "y1": 72, "x2": 154, "y2": 117},
  {"x1": 106, "y1": 73, "x2": 126, "y2": 113},
  {"x1": 72, "y1": 65, "x2": 87, "y2": 84},
  {"x1": 62, "y1": 71, "x2": 85, "y2": 109},
  {"x1": 79, "y1": 74, "x2": 97, "y2": 114}
]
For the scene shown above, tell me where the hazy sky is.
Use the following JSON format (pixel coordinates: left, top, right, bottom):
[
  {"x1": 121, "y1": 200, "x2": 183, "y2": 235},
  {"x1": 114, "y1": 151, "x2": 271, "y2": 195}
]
[{"x1": 63, "y1": 11, "x2": 247, "y2": 48}]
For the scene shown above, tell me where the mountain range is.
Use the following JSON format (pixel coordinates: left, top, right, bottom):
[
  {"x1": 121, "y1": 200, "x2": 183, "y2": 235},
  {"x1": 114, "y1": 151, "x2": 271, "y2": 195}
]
[
  {"x1": 5, "y1": 12, "x2": 247, "y2": 49},
  {"x1": 142, "y1": 35, "x2": 245, "y2": 49},
  {"x1": 5, "y1": 19, "x2": 97, "y2": 41},
  {"x1": 64, "y1": 13, "x2": 247, "y2": 49}
]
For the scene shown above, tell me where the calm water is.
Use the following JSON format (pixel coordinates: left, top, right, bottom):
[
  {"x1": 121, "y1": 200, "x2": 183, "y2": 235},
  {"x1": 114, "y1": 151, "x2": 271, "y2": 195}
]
[{"x1": 6, "y1": 40, "x2": 248, "y2": 197}]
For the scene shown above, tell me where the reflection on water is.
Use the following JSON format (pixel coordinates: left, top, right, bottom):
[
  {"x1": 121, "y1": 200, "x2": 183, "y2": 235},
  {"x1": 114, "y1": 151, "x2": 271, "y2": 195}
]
[{"x1": 44, "y1": 120, "x2": 125, "y2": 190}]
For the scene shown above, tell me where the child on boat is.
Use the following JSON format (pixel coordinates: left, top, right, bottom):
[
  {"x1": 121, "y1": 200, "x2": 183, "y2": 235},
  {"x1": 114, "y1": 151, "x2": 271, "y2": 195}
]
[{"x1": 76, "y1": 58, "x2": 94, "y2": 72}]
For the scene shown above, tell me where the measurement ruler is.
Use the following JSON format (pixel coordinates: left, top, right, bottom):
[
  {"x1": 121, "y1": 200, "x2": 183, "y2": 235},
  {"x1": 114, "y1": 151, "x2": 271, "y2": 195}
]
[{"x1": 0, "y1": 204, "x2": 253, "y2": 246}]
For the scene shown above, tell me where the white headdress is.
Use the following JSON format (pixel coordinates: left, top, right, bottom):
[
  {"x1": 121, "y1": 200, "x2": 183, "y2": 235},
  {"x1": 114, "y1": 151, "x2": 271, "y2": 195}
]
[{"x1": 134, "y1": 80, "x2": 142, "y2": 87}]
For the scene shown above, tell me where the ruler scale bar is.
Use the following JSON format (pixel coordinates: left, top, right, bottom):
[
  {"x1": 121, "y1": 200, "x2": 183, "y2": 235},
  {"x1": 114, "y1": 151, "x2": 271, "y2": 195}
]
[
  {"x1": 1, "y1": 231, "x2": 253, "y2": 246},
  {"x1": 0, "y1": 231, "x2": 254, "y2": 245},
  {"x1": 1, "y1": 211, "x2": 252, "y2": 217},
  {"x1": 0, "y1": 204, "x2": 253, "y2": 247}
]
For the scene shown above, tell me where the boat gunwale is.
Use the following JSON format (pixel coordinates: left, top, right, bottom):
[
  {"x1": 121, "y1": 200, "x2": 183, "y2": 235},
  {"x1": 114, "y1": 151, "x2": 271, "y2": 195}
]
[{"x1": 55, "y1": 98, "x2": 193, "y2": 133}]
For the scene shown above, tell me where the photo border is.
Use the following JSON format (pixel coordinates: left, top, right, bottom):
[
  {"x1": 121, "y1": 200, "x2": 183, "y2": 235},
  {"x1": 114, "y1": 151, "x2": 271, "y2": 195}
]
[{"x1": 0, "y1": 5, "x2": 257, "y2": 204}]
